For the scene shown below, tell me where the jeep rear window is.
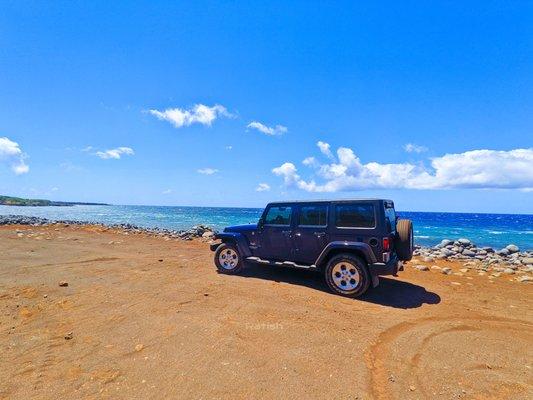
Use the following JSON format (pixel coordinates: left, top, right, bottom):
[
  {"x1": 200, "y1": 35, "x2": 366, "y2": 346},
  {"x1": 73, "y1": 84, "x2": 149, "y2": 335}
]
[
  {"x1": 335, "y1": 204, "x2": 375, "y2": 228},
  {"x1": 298, "y1": 205, "x2": 328, "y2": 226},
  {"x1": 264, "y1": 206, "x2": 292, "y2": 226}
]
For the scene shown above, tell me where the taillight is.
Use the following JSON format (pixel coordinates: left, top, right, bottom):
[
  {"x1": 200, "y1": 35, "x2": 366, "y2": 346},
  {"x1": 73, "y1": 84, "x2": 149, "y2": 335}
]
[{"x1": 383, "y1": 237, "x2": 390, "y2": 251}]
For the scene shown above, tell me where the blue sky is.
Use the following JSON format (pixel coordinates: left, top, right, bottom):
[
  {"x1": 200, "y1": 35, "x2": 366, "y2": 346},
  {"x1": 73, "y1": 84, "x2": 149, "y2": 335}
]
[{"x1": 1, "y1": 1, "x2": 532, "y2": 213}]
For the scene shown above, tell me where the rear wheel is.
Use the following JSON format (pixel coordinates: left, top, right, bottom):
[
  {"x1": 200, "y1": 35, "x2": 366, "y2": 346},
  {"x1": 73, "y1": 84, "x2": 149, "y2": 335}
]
[
  {"x1": 324, "y1": 254, "x2": 370, "y2": 298},
  {"x1": 214, "y1": 243, "x2": 243, "y2": 274},
  {"x1": 395, "y1": 219, "x2": 414, "y2": 261}
]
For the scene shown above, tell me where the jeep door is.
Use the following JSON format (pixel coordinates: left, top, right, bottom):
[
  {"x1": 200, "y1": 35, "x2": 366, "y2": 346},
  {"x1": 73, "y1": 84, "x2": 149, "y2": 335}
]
[
  {"x1": 292, "y1": 204, "x2": 329, "y2": 265},
  {"x1": 257, "y1": 205, "x2": 294, "y2": 260}
]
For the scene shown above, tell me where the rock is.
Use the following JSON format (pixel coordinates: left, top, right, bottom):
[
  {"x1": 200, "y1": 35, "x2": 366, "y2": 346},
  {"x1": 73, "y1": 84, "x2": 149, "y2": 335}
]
[
  {"x1": 462, "y1": 249, "x2": 476, "y2": 257},
  {"x1": 506, "y1": 244, "x2": 519, "y2": 254},
  {"x1": 202, "y1": 231, "x2": 215, "y2": 239},
  {"x1": 441, "y1": 249, "x2": 455, "y2": 257},
  {"x1": 503, "y1": 268, "x2": 515, "y2": 275},
  {"x1": 518, "y1": 276, "x2": 532, "y2": 283},
  {"x1": 451, "y1": 281, "x2": 462, "y2": 286},
  {"x1": 439, "y1": 239, "x2": 453, "y2": 247},
  {"x1": 497, "y1": 248, "x2": 510, "y2": 256},
  {"x1": 458, "y1": 238, "x2": 471, "y2": 245},
  {"x1": 414, "y1": 264, "x2": 429, "y2": 271},
  {"x1": 64, "y1": 332, "x2": 73, "y2": 340},
  {"x1": 521, "y1": 257, "x2": 533, "y2": 265},
  {"x1": 431, "y1": 265, "x2": 441, "y2": 270},
  {"x1": 459, "y1": 268, "x2": 468, "y2": 273},
  {"x1": 135, "y1": 344, "x2": 144, "y2": 352},
  {"x1": 58, "y1": 281, "x2": 68, "y2": 287},
  {"x1": 441, "y1": 267, "x2": 452, "y2": 275},
  {"x1": 422, "y1": 256, "x2": 434, "y2": 263}
]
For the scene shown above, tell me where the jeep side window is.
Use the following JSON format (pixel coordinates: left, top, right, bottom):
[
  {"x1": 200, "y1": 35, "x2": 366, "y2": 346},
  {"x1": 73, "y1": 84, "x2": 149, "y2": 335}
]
[
  {"x1": 298, "y1": 205, "x2": 328, "y2": 227},
  {"x1": 384, "y1": 205, "x2": 396, "y2": 232},
  {"x1": 335, "y1": 204, "x2": 375, "y2": 228},
  {"x1": 264, "y1": 206, "x2": 292, "y2": 226}
]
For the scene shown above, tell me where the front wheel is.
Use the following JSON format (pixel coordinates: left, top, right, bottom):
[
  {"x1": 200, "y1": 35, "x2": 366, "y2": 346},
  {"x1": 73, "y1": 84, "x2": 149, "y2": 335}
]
[
  {"x1": 214, "y1": 243, "x2": 244, "y2": 274},
  {"x1": 324, "y1": 254, "x2": 370, "y2": 298}
]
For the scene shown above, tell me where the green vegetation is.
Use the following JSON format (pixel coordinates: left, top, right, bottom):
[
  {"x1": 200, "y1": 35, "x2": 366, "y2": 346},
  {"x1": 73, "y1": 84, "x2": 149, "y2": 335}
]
[{"x1": 0, "y1": 195, "x2": 108, "y2": 207}]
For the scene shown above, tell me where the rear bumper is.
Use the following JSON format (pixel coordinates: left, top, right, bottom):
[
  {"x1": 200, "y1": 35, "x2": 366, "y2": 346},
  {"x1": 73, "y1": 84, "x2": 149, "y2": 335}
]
[{"x1": 369, "y1": 256, "x2": 402, "y2": 277}]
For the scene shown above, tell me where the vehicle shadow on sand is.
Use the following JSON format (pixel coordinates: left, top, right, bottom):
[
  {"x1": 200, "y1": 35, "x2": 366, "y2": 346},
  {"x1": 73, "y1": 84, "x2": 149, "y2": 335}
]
[{"x1": 237, "y1": 263, "x2": 441, "y2": 309}]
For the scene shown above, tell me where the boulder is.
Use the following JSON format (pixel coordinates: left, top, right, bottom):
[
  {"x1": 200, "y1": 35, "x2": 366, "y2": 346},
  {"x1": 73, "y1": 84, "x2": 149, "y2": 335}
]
[
  {"x1": 458, "y1": 238, "x2": 471, "y2": 246},
  {"x1": 441, "y1": 249, "x2": 455, "y2": 257},
  {"x1": 413, "y1": 264, "x2": 429, "y2": 271},
  {"x1": 497, "y1": 248, "x2": 510, "y2": 256},
  {"x1": 439, "y1": 239, "x2": 453, "y2": 247},
  {"x1": 462, "y1": 249, "x2": 476, "y2": 257},
  {"x1": 506, "y1": 244, "x2": 519, "y2": 254}
]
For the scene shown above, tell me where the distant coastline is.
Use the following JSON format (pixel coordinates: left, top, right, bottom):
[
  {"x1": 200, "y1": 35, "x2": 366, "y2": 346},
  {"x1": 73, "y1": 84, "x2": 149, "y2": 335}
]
[{"x1": 0, "y1": 195, "x2": 109, "y2": 207}]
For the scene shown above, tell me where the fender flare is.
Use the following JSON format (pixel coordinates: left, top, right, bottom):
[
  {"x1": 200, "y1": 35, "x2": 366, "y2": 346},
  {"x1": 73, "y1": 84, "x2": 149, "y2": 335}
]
[
  {"x1": 213, "y1": 232, "x2": 252, "y2": 258},
  {"x1": 315, "y1": 241, "x2": 377, "y2": 266}
]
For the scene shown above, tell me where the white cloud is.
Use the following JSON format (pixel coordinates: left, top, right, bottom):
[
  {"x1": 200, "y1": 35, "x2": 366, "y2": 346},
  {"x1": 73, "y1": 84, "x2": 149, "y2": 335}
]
[
  {"x1": 149, "y1": 104, "x2": 234, "y2": 128},
  {"x1": 256, "y1": 183, "x2": 271, "y2": 192},
  {"x1": 302, "y1": 156, "x2": 317, "y2": 167},
  {"x1": 95, "y1": 147, "x2": 135, "y2": 160},
  {"x1": 247, "y1": 121, "x2": 287, "y2": 136},
  {"x1": 0, "y1": 137, "x2": 29, "y2": 174},
  {"x1": 317, "y1": 141, "x2": 334, "y2": 159},
  {"x1": 162, "y1": 189, "x2": 173, "y2": 194},
  {"x1": 404, "y1": 143, "x2": 428, "y2": 153},
  {"x1": 272, "y1": 145, "x2": 533, "y2": 192},
  {"x1": 225, "y1": 145, "x2": 233, "y2": 150},
  {"x1": 197, "y1": 168, "x2": 219, "y2": 175}
]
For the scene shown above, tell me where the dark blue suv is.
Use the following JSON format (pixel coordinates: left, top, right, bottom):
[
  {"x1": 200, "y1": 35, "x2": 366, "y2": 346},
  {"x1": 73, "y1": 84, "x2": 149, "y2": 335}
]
[{"x1": 210, "y1": 199, "x2": 413, "y2": 298}]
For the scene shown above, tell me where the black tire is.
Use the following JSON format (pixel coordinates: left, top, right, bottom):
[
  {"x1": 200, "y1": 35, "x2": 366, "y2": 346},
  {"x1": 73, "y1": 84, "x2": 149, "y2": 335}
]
[
  {"x1": 395, "y1": 219, "x2": 414, "y2": 261},
  {"x1": 214, "y1": 243, "x2": 244, "y2": 274},
  {"x1": 324, "y1": 254, "x2": 370, "y2": 298}
]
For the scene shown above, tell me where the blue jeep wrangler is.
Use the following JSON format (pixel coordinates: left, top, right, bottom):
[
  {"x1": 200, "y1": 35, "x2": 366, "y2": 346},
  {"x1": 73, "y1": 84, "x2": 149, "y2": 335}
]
[{"x1": 210, "y1": 199, "x2": 413, "y2": 298}]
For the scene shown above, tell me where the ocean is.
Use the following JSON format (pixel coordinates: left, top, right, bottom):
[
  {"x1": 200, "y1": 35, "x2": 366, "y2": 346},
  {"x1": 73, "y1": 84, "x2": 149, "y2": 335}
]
[{"x1": 0, "y1": 205, "x2": 531, "y2": 250}]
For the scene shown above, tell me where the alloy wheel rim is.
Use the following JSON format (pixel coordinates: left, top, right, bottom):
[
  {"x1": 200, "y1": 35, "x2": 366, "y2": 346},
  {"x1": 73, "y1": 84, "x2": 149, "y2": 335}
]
[
  {"x1": 219, "y1": 248, "x2": 239, "y2": 270},
  {"x1": 331, "y1": 262, "x2": 360, "y2": 291}
]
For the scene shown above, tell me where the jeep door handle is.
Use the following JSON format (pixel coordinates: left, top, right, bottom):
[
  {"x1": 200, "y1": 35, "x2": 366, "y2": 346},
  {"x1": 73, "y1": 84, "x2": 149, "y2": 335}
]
[{"x1": 313, "y1": 232, "x2": 325, "y2": 237}]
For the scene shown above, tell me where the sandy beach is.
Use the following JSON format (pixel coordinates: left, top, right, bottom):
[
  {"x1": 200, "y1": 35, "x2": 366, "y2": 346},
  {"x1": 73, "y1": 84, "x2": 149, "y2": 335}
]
[{"x1": 1, "y1": 224, "x2": 532, "y2": 400}]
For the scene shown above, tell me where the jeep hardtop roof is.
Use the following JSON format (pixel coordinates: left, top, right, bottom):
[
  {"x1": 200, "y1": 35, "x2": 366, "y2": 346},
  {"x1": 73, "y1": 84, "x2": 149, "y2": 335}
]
[{"x1": 266, "y1": 198, "x2": 393, "y2": 205}]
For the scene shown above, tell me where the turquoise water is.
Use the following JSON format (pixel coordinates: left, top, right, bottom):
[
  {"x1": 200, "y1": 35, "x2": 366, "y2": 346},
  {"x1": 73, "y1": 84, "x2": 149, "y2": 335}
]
[{"x1": 0, "y1": 205, "x2": 531, "y2": 250}]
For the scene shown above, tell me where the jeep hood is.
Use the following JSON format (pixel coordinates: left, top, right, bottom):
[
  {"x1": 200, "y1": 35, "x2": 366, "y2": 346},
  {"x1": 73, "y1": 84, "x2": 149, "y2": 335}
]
[{"x1": 223, "y1": 224, "x2": 257, "y2": 233}]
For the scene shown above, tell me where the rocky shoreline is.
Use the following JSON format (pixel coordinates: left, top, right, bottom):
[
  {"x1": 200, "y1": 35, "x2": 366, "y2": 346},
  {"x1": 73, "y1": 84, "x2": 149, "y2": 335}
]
[
  {"x1": 0, "y1": 215, "x2": 216, "y2": 241},
  {"x1": 413, "y1": 238, "x2": 532, "y2": 282}
]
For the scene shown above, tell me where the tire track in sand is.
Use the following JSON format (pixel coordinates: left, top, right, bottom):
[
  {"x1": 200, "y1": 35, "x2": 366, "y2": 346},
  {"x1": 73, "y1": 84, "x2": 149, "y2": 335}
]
[{"x1": 364, "y1": 315, "x2": 533, "y2": 400}]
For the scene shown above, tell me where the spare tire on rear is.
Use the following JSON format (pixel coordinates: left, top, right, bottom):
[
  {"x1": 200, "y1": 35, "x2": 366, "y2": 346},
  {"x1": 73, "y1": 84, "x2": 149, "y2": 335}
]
[{"x1": 395, "y1": 219, "x2": 414, "y2": 261}]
